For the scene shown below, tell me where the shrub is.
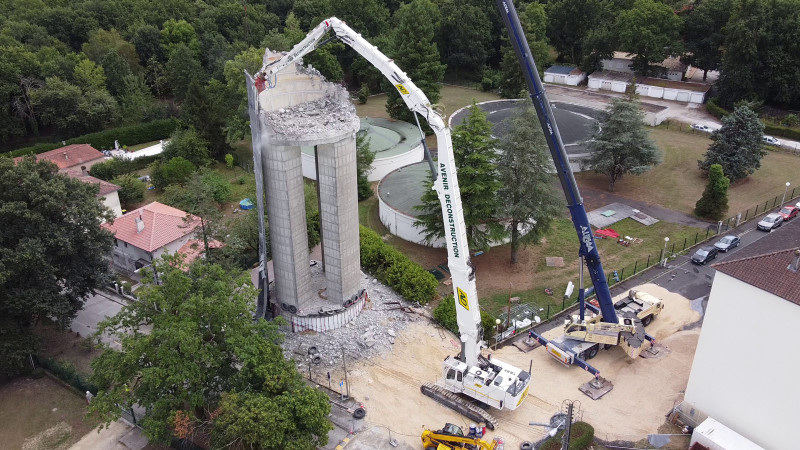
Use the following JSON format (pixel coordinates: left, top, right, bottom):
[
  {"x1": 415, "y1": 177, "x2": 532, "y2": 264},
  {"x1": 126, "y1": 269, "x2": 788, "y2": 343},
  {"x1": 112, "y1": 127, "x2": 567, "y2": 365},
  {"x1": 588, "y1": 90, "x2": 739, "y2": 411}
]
[
  {"x1": 540, "y1": 421, "x2": 595, "y2": 450},
  {"x1": 764, "y1": 123, "x2": 800, "y2": 141},
  {"x1": 151, "y1": 157, "x2": 195, "y2": 189},
  {"x1": 782, "y1": 114, "x2": 799, "y2": 128},
  {"x1": 433, "y1": 296, "x2": 496, "y2": 339},
  {"x1": 225, "y1": 153, "x2": 234, "y2": 169},
  {"x1": 705, "y1": 97, "x2": 728, "y2": 119},
  {"x1": 358, "y1": 85, "x2": 370, "y2": 104},
  {"x1": 111, "y1": 174, "x2": 146, "y2": 209},
  {"x1": 359, "y1": 225, "x2": 437, "y2": 304},
  {"x1": 38, "y1": 357, "x2": 99, "y2": 394},
  {"x1": 5, "y1": 119, "x2": 181, "y2": 158},
  {"x1": 89, "y1": 154, "x2": 160, "y2": 181}
]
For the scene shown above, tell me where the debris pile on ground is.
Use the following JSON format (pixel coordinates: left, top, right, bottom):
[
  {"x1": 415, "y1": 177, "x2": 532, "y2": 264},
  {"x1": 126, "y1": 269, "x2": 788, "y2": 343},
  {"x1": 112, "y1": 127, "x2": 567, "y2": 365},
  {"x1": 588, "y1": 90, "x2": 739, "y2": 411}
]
[
  {"x1": 263, "y1": 88, "x2": 357, "y2": 140},
  {"x1": 280, "y1": 271, "x2": 429, "y2": 370}
]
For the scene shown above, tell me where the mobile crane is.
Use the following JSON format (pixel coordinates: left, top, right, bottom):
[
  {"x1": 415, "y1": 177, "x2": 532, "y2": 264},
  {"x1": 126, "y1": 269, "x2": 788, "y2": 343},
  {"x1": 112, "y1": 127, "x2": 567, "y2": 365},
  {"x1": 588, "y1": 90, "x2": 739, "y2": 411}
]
[
  {"x1": 494, "y1": 0, "x2": 656, "y2": 383},
  {"x1": 254, "y1": 17, "x2": 529, "y2": 429}
]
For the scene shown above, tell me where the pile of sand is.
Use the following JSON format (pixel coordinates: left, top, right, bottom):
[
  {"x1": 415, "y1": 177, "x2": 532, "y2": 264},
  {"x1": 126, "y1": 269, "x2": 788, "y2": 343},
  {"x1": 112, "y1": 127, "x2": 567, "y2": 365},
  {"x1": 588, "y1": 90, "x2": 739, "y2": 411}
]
[{"x1": 340, "y1": 283, "x2": 702, "y2": 447}]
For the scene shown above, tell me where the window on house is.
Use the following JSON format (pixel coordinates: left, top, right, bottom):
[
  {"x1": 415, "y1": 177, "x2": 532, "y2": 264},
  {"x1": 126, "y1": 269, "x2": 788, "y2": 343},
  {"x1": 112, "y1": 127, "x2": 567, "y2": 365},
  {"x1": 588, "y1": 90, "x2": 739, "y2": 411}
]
[
  {"x1": 124, "y1": 242, "x2": 128, "y2": 248},
  {"x1": 114, "y1": 239, "x2": 118, "y2": 247}
]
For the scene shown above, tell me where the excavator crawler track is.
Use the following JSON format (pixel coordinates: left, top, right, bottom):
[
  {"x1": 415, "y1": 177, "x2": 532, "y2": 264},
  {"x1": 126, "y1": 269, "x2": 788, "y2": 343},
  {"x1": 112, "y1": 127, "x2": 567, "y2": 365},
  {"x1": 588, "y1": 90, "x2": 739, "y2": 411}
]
[{"x1": 420, "y1": 382, "x2": 498, "y2": 430}]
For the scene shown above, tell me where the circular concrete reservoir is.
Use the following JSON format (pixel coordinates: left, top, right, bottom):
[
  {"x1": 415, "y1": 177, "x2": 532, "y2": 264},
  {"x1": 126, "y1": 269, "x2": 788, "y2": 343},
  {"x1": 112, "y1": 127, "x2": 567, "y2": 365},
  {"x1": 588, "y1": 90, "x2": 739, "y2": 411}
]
[
  {"x1": 302, "y1": 117, "x2": 423, "y2": 181},
  {"x1": 377, "y1": 162, "x2": 527, "y2": 248}
]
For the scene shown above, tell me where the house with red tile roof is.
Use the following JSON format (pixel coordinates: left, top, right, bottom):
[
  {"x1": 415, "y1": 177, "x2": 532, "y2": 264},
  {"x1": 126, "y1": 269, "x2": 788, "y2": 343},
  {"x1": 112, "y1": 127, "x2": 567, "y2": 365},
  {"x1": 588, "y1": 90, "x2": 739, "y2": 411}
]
[
  {"x1": 15, "y1": 144, "x2": 123, "y2": 218},
  {"x1": 680, "y1": 217, "x2": 800, "y2": 449},
  {"x1": 15, "y1": 144, "x2": 106, "y2": 176},
  {"x1": 103, "y1": 202, "x2": 203, "y2": 273}
]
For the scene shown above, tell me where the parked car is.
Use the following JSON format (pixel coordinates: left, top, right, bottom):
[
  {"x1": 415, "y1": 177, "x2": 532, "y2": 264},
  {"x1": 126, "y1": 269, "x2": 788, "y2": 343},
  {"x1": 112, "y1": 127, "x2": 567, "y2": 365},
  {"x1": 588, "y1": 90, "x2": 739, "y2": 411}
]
[
  {"x1": 691, "y1": 246, "x2": 719, "y2": 265},
  {"x1": 778, "y1": 205, "x2": 799, "y2": 221},
  {"x1": 757, "y1": 213, "x2": 784, "y2": 231},
  {"x1": 763, "y1": 135, "x2": 781, "y2": 146},
  {"x1": 691, "y1": 124, "x2": 712, "y2": 133},
  {"x1": 714, "y1": 235, "x2": 740, "y2": 252}
]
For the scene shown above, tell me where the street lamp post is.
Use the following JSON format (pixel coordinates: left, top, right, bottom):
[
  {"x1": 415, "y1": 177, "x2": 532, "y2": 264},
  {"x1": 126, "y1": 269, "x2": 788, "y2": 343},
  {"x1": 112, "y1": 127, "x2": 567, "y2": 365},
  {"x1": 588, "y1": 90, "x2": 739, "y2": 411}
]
[
  {"x1": 662, "y1": 237, "x2": 670, "y2": 268},
  {"x1": 494, "y1": 319, "x2": 502, "y2": 350},
  {"x1": 781, "y1": 182, "x2": 791, "y2": 207}
]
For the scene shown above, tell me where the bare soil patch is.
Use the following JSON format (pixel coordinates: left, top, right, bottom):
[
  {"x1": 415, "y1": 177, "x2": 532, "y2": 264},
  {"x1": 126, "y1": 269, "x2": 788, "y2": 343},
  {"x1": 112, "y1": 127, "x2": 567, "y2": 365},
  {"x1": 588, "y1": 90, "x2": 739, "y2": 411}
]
[{"x1": 343, "y1": 283, "x2": 700, "y2": 448}]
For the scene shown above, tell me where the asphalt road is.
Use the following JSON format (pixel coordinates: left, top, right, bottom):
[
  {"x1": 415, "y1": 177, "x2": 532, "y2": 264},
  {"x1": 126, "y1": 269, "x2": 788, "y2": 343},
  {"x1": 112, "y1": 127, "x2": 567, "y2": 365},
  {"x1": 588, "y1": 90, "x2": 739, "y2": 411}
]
[{"x1": 450, "y1": 100, "x2": 600, "y2": 156}]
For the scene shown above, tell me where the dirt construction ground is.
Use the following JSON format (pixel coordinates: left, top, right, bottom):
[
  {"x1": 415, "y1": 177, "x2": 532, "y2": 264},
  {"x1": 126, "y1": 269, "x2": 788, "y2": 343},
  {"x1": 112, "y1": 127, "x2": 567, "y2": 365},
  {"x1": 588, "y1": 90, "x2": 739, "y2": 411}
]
[{"x1": 341, "y1": 283, "x2": 700, "y2": 448}]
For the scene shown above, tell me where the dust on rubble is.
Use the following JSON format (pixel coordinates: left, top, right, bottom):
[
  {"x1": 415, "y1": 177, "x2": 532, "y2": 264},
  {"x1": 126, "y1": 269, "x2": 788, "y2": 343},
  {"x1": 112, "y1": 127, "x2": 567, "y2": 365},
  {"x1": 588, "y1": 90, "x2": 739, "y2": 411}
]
[{"x1": 337, "y1": 283, "x2": 701, "y2": 448}]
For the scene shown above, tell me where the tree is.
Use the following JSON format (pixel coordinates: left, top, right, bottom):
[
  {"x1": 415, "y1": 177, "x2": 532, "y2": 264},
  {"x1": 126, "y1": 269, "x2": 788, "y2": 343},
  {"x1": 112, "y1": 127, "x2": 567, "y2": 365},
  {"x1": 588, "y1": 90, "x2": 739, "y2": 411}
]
[
  {"x1": 0, "y1": 157, "x2": 113, "y2": 376},
  {"x1": 716, "y1": 0, "x2": 800, "y2": 108},
  {"x1": 616, "y1": 0, "x2": 683, "y2": 77},
  {"x1": 546, "y1": 0, "x2": 604, "y2": 65},
  {"x1": 582, "y1": 91, "x2": 661, "y2": 191},
  {"x1": 497, "y1": 101, "x2": 564, "y2": 264},
  {"x1": 162, "y1": 128, "x2": 211, "y2": 168},
  {"x1": 164, "y1": 43, "x2": 204, "y2": 101},
  {"x1": 414, "y1": 103, "x2": 502, "y2": 251},
  {"x1": 698, "y1": 105, "x2": 765, "y2": 182},
  {"x1": 356, "y1": 131, "x2": 375, "y2": 200},
  {"x1": 81, "y1": 28, "x2": 140, "y2": 70},
  {"x1": 111, "y1": 174, "x2": 146, "y2": 210},
  {"x1": 73, "y1": 58, "x2": 106, "y2": 91},
  {"x1": 436, "y1": 0, "x2": 493, "y2": 77},
  {"x1": 695, "y1": 164, "x2": 730, "y2": 220},
  {"x1": 100, "y1": 49, "x2": 133, "y2": 98},
  {"x1": 160, "y1": 19, "x2": 201, "y2": 59},
  {"x1": 181, "y1": 79, "x2": 230, "y2": 160},
  {"x1": 29, "y1": 76, "x2": 117, "y2": 136},
  {"x1": 89, "y1": 257, "x2": 332, "y2": 446},
  {"x1": 681, "y1": 0, "x2": 732, "y2": 81},
  {"x1": 498, "y1": 1, "x2": 551, "y2": 98},
  {"x1": 151, "y1": 157, "x2": 196, "y2": 189},
  {"x1": 385, "y1": 0, "x2": 445, "y2": 123}
]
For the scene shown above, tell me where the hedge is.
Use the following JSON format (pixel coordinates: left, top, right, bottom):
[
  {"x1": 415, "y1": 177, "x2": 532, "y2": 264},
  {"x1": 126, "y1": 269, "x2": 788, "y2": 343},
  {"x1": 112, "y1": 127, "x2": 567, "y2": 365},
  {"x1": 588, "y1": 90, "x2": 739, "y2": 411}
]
[
  {"x1": 764, "y1": 123, "x2": 800, "y2": 141},
  {"x1": 705, "y1": 97, "x2": 728, "y2": 119},
  {"x1": 89, "y1": 154, "x2": 161, "y2": 181},
  {"x1": 540, "y1": 421, "x2": 595, "y2": 450},
  {"x1": 37, "y1": 356, "x2": 99, "y2": 395},
  {"x1": 5, "y1": 118, "x2": 181, "y2": 158},
  {"x1": 359, "y1": 225, "x2": 437, "y2": 304}
]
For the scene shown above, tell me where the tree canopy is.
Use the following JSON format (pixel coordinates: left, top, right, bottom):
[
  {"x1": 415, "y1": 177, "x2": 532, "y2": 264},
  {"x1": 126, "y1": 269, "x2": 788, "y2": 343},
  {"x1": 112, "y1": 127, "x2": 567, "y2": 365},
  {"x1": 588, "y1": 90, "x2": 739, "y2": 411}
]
[
  {"x1": 582, "y1": 91, "x2": 661, "y2": 191},
  {"x1": 0, "y1": 157, "x2": 114, "y2": 376},
  {"x1": 695, "y1": 164, "x2": 730, "y2": 220},
  {"x1": 497, "y1": 101, "x2": 564, "y2": 264},
  {"x1": 698, "y1": 105, "x2": 765, "y2": 182},
  {"x1": 89, "y1": 257, "x2": 332, "y2": 448}
]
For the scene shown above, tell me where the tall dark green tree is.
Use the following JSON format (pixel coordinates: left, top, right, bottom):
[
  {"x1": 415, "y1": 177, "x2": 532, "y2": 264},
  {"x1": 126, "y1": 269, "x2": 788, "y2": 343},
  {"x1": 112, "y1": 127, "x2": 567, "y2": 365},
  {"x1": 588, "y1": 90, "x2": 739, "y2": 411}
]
[
  {"x1": 385, "y1": 0, "x2": 445, "y2": 123},
  {"x1": 698, "y1": 105, "x2": 765, "y2": 182},
  {"x1": 582, "y1": 90, "x2": 661, "y2": 191},
  {"x1": 716, "y1": 0, "x2": 800, "y2": 108},
  {"x1": 181, "y1": 79, "x2": 230, "y2": 160},
  {"x1": 0, "y1": 157, "x2": 114, "y2": 376},
  {"x1": 100, "y1": 49, "x2": 134, "y2": 98},
  {"x1": 695, "y1": 164, "x2": 730, "y2": 220},
  {"x1": 436, "y1": 0, "x2": 493, "y2": 77},
  {"x1": 414, "y1": 103, "x2": 502, "y2": 251},
  {"x1": 89, "y1": 257, "x2": 332, "y2": 447},
  {"x1": 164, "y1": 43, "x2": 204, "y2": 102},
  {"x1": 497, "y1": 101, "x2": 564, "y2": 264},
  {"x1": 616, "y1": 0, "x2": 683, "y2": 77},
  {"x1": 681, "y1": 0, "x2": 732, "y2": 81},
  {"x1": 498, "y1": 1, "x2": 551, "y2": 98},
  {"x1": 356, "y1": 131, "x2": 375, "y2": 200},
  {"x1": 546, "y1": 0, "x2": 605, "y2": 65}
]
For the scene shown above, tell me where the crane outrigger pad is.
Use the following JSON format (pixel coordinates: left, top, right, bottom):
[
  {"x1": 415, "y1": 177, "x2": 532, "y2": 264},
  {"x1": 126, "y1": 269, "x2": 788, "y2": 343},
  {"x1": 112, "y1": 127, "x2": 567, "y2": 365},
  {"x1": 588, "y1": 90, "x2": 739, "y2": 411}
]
[
  {"x1": 421, "y1": 382, "x2": 499, "y2": 430},
  {"x1": 640, "y1": 342, "x2": 670, "y2": 359},
  {"x1": 579, "y1": 376, "x2": 614, "y2": 400}
]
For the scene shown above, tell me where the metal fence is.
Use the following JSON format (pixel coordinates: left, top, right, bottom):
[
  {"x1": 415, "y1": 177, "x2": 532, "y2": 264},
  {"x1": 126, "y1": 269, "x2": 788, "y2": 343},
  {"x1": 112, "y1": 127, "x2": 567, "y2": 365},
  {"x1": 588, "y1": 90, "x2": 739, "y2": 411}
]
[{"x1": 489, "y1": 190, "x2": 800, "y2": 346}]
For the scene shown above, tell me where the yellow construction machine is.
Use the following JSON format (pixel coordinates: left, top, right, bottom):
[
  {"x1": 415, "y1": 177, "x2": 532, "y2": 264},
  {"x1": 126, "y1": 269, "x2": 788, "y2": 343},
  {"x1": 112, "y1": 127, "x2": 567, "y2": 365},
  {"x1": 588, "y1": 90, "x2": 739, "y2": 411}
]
[{"x1": 421, "y1": 423, "x2": 505, "y2": 450}]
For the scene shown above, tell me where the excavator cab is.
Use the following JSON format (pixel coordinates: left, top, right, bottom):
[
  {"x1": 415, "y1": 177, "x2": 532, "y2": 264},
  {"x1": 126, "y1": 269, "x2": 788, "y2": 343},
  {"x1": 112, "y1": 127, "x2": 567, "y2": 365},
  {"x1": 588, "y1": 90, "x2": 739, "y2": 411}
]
[{"x1": 439, "y1": 423, "x2": 464, "y2": 436}]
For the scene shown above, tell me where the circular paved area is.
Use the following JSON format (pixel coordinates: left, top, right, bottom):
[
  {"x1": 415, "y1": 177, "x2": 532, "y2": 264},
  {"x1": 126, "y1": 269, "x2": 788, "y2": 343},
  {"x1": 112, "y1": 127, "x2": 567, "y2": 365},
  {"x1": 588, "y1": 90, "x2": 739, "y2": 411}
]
[{"x1": 450, "y1": 100, "x2": 600, "y2": 156}]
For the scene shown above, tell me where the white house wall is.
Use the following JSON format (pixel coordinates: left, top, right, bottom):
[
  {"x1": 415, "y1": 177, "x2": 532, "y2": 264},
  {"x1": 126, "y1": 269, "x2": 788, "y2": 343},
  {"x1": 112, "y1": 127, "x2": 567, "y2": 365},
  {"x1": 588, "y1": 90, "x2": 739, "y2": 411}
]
[
  {"x1": 684, "y1": 272, "x2": 798, "y2": 450},
  {"x1": 102, "y1": 191, "x2": 123, "y2": 218},
  {"x1": 544, "y1": 73, "x2": 586, "y2": 86}
]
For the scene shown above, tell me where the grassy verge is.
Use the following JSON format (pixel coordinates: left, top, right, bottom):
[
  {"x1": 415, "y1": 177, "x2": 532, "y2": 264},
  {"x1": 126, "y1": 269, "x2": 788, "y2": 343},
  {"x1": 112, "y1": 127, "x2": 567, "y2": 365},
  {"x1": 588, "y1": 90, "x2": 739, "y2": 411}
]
[
  {"x1": 576, "y1": 128, "x2": 800, "y2": 216},
  {"x1": 126, "y1": 140, "x2": 161, "y2": 152},
  {"x1": 479, "y1": 218, "x2": 705, "y2": 315}
]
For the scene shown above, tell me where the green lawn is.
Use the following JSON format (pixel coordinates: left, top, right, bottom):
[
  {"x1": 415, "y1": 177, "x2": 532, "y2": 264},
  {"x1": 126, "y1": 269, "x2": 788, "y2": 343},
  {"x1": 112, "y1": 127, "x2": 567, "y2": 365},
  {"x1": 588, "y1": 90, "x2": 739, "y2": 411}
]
[
  {"x1": 576, "y1": 128, "x2": 800, "y2": 217},
  {"x1": 126, "y1": 140, "x2": 161, "y2": 151}
]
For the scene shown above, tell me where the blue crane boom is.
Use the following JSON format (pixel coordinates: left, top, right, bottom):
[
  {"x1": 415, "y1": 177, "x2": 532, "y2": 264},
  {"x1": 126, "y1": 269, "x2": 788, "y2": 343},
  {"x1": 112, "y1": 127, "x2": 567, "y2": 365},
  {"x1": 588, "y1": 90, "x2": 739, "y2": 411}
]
[{"x1": 494, "y1": 0, "x2": 618, "y2": 323}]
